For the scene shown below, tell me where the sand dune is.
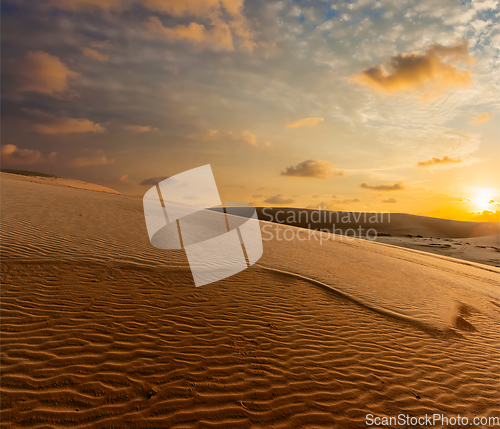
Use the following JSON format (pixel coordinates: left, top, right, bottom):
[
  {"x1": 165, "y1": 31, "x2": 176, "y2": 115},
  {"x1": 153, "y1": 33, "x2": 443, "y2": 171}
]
[
  {"x1": 255, "y1": 207, "x2": 500, "y2": 267},
  {"x1": 0, "y1": 171, "x2": 120, "y2": 195},
  {"x1": 374, "y1": 234, "x2": 500, "y2": 268},
  {"x1": 256, "y1": 207, "x2": 499, "y2": 238},
  {"x1": 1, "y1": 173, "x2": 499, "y2": 428}
]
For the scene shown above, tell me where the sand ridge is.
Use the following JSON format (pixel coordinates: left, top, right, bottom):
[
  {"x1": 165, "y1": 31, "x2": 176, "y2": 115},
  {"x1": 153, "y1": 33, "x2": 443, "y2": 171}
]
[{"x1": 1, "y1": 172, "x2": 120, "y2": 195}]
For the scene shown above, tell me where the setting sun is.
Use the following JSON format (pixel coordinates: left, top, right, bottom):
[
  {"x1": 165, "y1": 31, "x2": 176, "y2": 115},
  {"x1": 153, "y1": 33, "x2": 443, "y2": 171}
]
[{"x1": 473, "y1": 188, "x2": 496, "y2": 211}]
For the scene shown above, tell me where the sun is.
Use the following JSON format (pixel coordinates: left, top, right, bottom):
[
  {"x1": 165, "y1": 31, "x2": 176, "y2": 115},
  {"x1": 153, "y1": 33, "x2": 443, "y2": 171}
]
[{"x1": 473, "y1": 188, "x2": 496, "y2": 211}]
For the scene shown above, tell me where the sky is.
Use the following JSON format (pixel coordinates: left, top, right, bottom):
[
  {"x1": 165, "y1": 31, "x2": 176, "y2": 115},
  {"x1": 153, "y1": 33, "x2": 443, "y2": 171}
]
[{"x1": 1, "y1": 0, "x2": 499, "y2": 221}]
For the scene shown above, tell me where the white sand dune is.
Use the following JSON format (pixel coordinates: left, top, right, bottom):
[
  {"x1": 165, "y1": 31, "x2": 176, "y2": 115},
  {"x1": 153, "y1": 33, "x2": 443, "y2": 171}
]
[{"x1": 1, "y1": 173, "x2": 499, "y2": 428}]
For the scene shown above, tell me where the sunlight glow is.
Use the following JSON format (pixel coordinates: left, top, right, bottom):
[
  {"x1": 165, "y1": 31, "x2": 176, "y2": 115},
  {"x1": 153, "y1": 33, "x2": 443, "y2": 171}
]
[{"x1": 473, "y1": 188, "x2": 496, "y2": 211}]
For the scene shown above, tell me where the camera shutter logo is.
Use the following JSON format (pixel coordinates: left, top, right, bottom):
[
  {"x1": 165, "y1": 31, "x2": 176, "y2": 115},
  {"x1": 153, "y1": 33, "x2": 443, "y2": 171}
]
[{"x1": 143, "y1": 164, "x2": 263, "y2": 286}]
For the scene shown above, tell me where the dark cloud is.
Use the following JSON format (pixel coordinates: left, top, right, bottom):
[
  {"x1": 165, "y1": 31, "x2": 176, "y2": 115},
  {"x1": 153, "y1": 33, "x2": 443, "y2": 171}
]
[
  {"x1": 281, "y1": 159, "x2": 345, "y2": 179},
  {"x1": 1, "y1": 144, "x2": 43, "y2": 165},
  {"x1": 360, "y1": 182, "x2": 404, "y2": 191},
  {"x1": 264, "y1": 194, "x2": 295, "y2": 205},
  {"x1": 9, "y1": 51, "x2": 78, "y2": 99},
  {"x1": 72, "y1": 155, "x2": 115, "y2": 167},
  {"x1": 139, "y1": 176, "x2": 170, "y2": 186}
]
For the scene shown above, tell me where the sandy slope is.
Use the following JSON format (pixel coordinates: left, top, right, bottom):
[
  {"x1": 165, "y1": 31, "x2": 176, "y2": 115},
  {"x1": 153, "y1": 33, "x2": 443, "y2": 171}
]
[
  {"x1": 374, "y1": 235, "x2": 500, "y2": 268},
  {"x1": 0, "y1": 171, "x2": 120, "y2": 194},
  {"x1": 1, "y1": 173, "x2": 499, "y2": 428},
  {"x1": 254, "y1": 207, "x2": 500, "y2": 267}
]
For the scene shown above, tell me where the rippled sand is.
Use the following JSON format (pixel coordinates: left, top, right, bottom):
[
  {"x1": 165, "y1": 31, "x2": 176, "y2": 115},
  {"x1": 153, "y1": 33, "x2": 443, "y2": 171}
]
[{"x1": 1, "y1": 173, "x2": 499, "y2": 428}]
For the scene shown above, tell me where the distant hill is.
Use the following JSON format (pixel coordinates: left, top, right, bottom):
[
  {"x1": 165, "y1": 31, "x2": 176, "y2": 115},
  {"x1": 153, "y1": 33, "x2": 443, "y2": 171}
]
[
  {"x1": 1, "y1": 169, "x2": 58, "y2": 178},
  {"x1": 254, "y1": 207, "x2": 500, "y2": 239}
]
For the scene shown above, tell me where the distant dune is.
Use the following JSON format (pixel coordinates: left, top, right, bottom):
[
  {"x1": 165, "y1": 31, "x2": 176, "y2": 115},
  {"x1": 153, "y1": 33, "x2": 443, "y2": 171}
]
[
  {"x1": 256, "y1": 207, "x2": 500, "y2": 238},
  {"x1": 1, "y1": 174, "x2": 499, "y2": 428}
]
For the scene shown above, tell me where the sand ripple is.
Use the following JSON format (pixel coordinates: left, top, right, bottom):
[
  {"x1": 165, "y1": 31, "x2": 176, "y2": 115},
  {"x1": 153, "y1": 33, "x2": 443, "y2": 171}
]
[{"x1": 2, "y1": 262, "x2": 499, "y2": 428}]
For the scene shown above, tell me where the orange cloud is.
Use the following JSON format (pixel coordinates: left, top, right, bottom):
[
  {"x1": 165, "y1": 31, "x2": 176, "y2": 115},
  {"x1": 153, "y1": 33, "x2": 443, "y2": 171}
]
[
  {"x1": 281, "y1": 159, "x2": 345, "y2": 179},
  {"x1": 47, "y1": 0, "x2": 256, "y2": 50},
  {"x1": 48, "y1": 0, "x2": 122, "y2": 10},
  {"x1": 286, "y1": 117, "x2": 324, "y2": 128},
  {"x1": 72, "y1": 155, "x2": 114, "y2": 167},
  {"x1": 417, "y1": 156, "x2": 462, "y2": 167},
  {"x1": 10, "y1": 51, "x2": 78, "y2": 98},
  {"x1": 1, "y1": 144, "x2": 45, "y2": 165},
  {"x1": 188, "y1": 128, "x2": 259, "y2": 144},
  {"x1": 360, "y1": 182, "x2": 404, "y2": 191},
  {"x1": 147, "y1": 17, "x2": 234, "y2": 50},
  {"x1": 124, "y1": 125, "x2": 158, "y2": 133},
  {"x1": 33, "y1": 117, "x2": 105, "y2": 135},
  {"x1": 144, "y1": 0, "x2": 255, "y2": 50},
  {"x1": 82, "y1": 47, "x2": 109, "y2": 62},
  {"x1": 470, "y1": 112, "x2": 493, "y2": 124},
  {"x1": 349, "y1": 40, "x2": 473, "y2": 99},
  {"x1": 239, "y1": 130, "x2": 257, "y2": 145}
]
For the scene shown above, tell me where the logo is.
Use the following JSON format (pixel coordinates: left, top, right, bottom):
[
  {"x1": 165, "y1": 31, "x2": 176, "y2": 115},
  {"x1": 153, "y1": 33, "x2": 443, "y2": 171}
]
[{"x1": 143, "y1": 164, "x2": 263, "y2": 286}]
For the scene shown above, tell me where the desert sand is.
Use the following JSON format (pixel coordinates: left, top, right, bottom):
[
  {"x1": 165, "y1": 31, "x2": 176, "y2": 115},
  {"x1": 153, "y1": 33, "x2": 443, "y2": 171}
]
[
  {"x1": 1, "y1": 172, "x2": 499, "y2": 428},
  {"x1": 257, "y1": 207, "x2": 500, "y2": 267}
]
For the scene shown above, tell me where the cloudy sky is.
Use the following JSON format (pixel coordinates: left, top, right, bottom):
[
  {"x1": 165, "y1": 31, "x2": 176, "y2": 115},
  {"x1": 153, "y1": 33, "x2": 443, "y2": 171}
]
[{"x1": 1, "y1": 0, "x2": 499, "y2": 221}]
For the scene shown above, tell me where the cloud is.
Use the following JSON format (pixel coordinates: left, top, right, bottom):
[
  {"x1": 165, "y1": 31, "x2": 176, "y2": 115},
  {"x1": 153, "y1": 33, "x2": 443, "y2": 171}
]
[
  {"x1": 308, "y1": 198, "x2": 360, "y2": 210},
  {"x1": 471, "y1": 210, "x2": 500, "y2": 222},
  {"x1": 360, "y1": 182, "x2": 404, "y2": 191},
  {"x1": 331, "y1": 197, "x2": 360, "y2": 204},
  {"x1": 82, "y1": 47, "x2": 109, "y2": 62},
  {"x1": 1, "y1": 144, "x2": 48, "y2": 165},
  {"x1": 382, "y1": 198, "x2": 398, "y2": 203},
  {"x1": 147, "y1": 18, "x2": 234, "y2": 51},
  {"x1": 124, "y1": 125, "x2": 158, "y2": 133},
  {"x1": 139, "y1": 176, "x2": 170, "y2": 186},
  {"x1": 281, "y1": 159, "x2": 345, "y2": 179},
  {"x1": 349, "y1": 40, "x2": 473, "y2": 99},
  {"x1": 72, "y1": 155, "x2": 115, "y2": 167},
  {"x1": 33, "y1": 117, "x2": 105, "y2": 135},
  {"x1": 143, "y1": 0, "x2": 255, "y2": 51},
  {"x1": 239, "y1": 130, "x2": 257, "y2": 145},
  {"x1": 417, "y1": 156, "x2": 462, "y2": 167},
  {"x1": 188, "y1": 129, "x2": 259, "y2": 145},
  {"x1": 286, "y1": 117, "x2": 324, "y2": 128},
  {"x1": 264, "y1": 194, "x2": 296, "y2": 205},
  {"x1": 10, "y1": 51, "x2": 78, "y2": 98},
  {"x1": 470, "y1": 112, "x2": 493, "y2": 124},
  {"x1": 47, "y1": 0, "x2": 122, "y2": 10},
  {"x1": 188, "y1": 129, "x2": 219, "y2": 141}
]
